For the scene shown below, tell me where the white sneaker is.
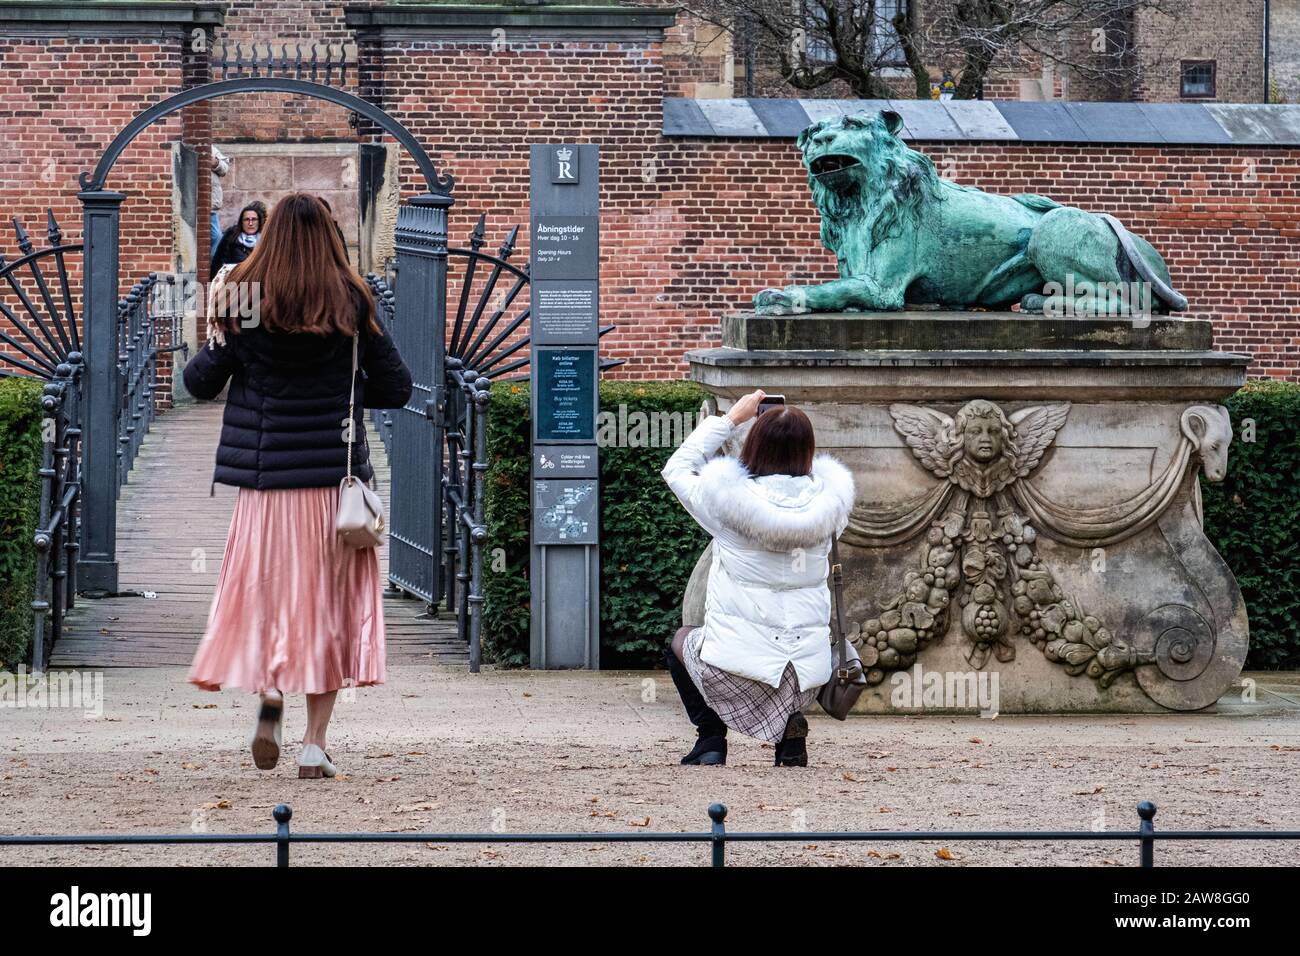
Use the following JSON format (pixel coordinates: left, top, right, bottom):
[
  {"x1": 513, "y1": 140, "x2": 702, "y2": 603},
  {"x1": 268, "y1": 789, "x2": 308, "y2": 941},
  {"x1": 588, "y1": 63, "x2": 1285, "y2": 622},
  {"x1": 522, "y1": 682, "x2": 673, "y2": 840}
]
[
  {"x1": 297, "y1": 743, "x2": 337, "y2": 779},
  {"x1": 248, "y1": 693, "x2": 284, "y2": 771}
]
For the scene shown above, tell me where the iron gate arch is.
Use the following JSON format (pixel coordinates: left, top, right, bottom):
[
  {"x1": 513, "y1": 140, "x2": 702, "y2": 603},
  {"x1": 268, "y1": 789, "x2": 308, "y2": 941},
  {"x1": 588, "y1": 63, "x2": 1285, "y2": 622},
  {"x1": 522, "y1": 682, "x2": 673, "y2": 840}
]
[
  {"x1": 11, "y1": 73, "x2": 619, "y2": 668},
  {"x1": 73, "y1": 77, "x2": 456, "y2": 610}
]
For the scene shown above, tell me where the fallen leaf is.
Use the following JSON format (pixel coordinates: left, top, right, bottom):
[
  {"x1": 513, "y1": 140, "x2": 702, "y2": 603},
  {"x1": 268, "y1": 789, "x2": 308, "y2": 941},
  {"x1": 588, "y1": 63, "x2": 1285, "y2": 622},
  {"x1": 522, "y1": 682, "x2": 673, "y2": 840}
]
[
  {"x1": 936, "y1": 847, "x2": 956, "y2": 861},
  {"x1": 628, "y1": 817, "x2": 651, "y2": 827}
]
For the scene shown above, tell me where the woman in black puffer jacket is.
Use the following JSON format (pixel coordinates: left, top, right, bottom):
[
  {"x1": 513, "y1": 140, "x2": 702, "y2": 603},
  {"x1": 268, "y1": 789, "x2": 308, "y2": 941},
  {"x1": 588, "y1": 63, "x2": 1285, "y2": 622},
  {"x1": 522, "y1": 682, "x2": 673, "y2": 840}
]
[{"x1": 183, "y1": 193, "x2": 412, "y2": 780}]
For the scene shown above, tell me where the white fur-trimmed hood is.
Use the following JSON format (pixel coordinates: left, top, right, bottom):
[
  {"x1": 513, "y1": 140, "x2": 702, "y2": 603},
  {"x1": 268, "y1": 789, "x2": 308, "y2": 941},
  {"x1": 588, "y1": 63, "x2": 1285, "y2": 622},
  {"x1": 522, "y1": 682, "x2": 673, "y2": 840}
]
[{"x1": 696, "y1": 453, "x2": 856, "y2": 552}]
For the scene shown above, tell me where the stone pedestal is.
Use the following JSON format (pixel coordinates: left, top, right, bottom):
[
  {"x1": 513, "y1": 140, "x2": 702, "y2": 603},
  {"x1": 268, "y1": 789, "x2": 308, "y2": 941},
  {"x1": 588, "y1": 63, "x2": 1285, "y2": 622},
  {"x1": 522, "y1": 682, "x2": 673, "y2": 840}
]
[{"x1": 684, "y1": 311, "x2": 1250, "y2": 714}]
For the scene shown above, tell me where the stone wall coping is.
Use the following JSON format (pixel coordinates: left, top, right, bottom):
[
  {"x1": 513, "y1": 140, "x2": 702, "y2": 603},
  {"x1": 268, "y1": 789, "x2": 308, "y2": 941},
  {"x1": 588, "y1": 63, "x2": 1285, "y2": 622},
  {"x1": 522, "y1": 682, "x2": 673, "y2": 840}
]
[
  {"x1": 664, "y1": 97, "x2": 1300, "y2": 147},
  {"x1": 0, "y1": 2, "x2": 225, "y2": 31},
  {"x1": 686, "y1": 347, "x2": 1251, "y2": 369},
  {"x1": 722, "y1": 311, "x2": 1217, "y2": 352},
  {"x1": 345, "y1": 2, "x2": 678, "y2": 35}
]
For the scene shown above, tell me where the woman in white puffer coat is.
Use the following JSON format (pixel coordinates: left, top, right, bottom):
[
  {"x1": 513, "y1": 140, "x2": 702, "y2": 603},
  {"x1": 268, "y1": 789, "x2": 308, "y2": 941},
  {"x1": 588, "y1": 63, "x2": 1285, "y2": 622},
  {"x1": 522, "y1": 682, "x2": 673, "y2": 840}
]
[{"x1": 662, "y1": 389, "x2": 855, "y2": 767}]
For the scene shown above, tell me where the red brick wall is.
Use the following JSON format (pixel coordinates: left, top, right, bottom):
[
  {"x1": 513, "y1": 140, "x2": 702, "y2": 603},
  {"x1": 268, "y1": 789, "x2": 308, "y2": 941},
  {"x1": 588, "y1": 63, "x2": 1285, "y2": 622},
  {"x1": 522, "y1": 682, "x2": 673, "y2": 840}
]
[
  {"x1": 369, "y1": 36, "x2": 1300, "y2": 381},
  {"x1": 658, "y1": 140, "x2": 1300, "y2": 380},
  {"x1": 0, "y1": 34, "x2": 185, "y2": 402},
  {"x1": 212, "y1": 0, "x2": 360, "y2": 143}
]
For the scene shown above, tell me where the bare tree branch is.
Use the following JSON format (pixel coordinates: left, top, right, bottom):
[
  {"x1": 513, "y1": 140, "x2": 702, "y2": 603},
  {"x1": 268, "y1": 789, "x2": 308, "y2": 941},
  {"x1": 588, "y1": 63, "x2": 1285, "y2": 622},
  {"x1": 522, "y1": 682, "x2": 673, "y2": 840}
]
[{"x1": 680, "y1": 0, "x2": 1188, "y2": 99}]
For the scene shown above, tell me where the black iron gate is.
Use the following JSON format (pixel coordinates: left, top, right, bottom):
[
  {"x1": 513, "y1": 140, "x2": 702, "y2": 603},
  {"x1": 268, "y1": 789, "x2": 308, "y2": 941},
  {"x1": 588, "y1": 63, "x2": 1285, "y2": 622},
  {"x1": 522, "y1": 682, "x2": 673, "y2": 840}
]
[
  {"x1": 8, "y1": 69, "x2": 542, "y2": 669},
  {"x1": 0, "y1": 213, "x2": 183, "y2": 670},
  {"x1": 10, "y1": 64, "x2": 618, "y2": 669}
]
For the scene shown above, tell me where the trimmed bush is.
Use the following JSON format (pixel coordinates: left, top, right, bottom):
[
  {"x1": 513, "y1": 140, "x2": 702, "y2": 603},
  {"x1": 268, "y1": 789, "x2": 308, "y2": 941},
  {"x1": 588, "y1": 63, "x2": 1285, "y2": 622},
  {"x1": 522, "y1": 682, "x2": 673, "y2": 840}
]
[
  {"x1": 482, "y1": 379, "x2": 709, "y2": 668},
  {"x1": 0, "y1": 376, "x2": 45, "y2": 668},
  {"x1": 1201, "y1": 379, "x2": 1300, "y2": 671},
  {"x1": 484, "y1": 376, "x2": 1300, "y2": 673}
]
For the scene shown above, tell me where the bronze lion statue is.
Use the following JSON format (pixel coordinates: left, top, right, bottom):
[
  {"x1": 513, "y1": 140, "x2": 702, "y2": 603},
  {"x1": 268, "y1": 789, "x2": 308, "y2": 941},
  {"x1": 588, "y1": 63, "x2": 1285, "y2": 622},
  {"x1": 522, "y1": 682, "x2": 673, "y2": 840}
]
[{"x1": 753, "y1": 110, "x2": 1186, "y2": 316}]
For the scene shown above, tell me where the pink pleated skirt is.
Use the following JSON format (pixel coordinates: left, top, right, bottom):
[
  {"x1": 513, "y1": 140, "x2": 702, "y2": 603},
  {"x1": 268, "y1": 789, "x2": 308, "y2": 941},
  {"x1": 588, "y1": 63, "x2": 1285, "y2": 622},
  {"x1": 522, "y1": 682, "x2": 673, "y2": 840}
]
[{"x1": 188, "y1": 485, "x2": 386, "y2": 695}]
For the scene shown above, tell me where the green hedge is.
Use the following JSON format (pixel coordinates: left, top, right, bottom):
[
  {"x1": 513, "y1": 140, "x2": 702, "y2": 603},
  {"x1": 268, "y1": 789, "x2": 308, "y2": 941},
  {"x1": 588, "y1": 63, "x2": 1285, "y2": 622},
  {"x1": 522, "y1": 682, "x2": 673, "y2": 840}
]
[
  {"x1": 483, "y1": 379, "x2": 709, "y2": 668},
  {"x1": 1202, "y1": 379, "x2": 1300, "y2": 670},
  {"x1": 484, "y1": 376, "x2": 1300, "y2": 673},
  {"x1": 0, "y1": 377, "x2": 45, "y2": 669}
]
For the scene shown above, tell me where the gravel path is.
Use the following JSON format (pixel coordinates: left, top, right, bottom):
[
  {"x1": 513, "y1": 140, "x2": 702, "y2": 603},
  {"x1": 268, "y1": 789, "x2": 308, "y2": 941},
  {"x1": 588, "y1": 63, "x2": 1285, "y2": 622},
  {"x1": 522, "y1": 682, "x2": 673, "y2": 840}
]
[{"x1": 4, "y1": 666, "x2": 1298, "y2": 866}]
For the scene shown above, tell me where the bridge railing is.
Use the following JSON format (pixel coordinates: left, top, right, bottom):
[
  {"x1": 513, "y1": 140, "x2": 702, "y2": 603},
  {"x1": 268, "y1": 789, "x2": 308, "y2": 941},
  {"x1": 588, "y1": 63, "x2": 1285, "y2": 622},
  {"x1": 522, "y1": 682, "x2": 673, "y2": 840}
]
[{"x1": 1, "y1": 212, "x2": 186, "y2": 667}]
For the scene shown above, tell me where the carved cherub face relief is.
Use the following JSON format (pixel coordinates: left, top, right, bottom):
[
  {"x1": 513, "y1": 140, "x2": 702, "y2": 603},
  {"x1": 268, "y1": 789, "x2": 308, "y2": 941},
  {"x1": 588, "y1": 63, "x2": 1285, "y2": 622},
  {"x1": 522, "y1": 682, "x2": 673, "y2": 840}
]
[
  {"x1": 891, "y1": 399, "x2": 1067, "y2": 499},
  {"x1": 963, "y1": 414, "x2": 1004, "y2": 464}
]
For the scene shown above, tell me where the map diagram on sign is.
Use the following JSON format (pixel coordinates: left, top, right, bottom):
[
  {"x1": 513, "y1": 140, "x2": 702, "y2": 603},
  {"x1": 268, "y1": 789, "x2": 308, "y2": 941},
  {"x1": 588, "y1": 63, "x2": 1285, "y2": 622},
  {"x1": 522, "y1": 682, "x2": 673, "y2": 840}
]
[{"x1": 534, "y1": 480, "x2": 597, "y2": 543}]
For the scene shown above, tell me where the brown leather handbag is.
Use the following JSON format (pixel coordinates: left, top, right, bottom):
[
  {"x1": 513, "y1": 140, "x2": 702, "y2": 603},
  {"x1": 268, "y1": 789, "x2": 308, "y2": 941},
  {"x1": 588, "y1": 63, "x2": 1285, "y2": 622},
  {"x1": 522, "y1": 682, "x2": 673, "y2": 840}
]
[{"x1": 817, "y1": 537, "x2": 867, "y2": 720}]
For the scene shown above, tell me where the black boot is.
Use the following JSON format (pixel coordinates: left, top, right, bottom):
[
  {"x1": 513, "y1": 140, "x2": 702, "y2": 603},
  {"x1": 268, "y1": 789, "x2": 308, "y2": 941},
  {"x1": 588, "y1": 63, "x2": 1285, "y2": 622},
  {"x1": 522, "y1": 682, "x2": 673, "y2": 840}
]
[
  {"x1": 664, "y1": 646, "x2": 727, "y2": 765},
  {"x1": 775, "y1": 712, "x2": 808, "y2": 767}
]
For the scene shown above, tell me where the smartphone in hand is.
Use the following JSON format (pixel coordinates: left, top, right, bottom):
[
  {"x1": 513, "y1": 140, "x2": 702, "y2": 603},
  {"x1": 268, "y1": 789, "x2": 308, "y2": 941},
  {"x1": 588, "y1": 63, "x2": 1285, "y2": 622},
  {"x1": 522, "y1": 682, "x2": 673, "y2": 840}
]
[{"x1": 757, "y1": 394, "x2": 786, "y2": 416}]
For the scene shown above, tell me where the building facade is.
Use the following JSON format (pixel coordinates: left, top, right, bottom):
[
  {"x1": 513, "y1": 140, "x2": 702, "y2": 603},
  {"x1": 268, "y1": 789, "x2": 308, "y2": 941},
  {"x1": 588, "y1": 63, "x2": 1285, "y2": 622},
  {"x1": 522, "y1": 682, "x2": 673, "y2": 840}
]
[{"x1": 1, "y1": 0, "x2": 1298, "y2": 386}]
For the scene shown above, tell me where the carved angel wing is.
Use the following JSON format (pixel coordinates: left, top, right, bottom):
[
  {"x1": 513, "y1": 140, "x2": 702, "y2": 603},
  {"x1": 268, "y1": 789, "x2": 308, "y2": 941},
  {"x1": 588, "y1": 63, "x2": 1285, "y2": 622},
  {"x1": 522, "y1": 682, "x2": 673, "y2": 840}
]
[
  {"x1": 889, "y1": 404, "x2": 957, "y2": 478},
  {"x1": 1008, "y1": 403, "x2": 1070, "y2": 478}
]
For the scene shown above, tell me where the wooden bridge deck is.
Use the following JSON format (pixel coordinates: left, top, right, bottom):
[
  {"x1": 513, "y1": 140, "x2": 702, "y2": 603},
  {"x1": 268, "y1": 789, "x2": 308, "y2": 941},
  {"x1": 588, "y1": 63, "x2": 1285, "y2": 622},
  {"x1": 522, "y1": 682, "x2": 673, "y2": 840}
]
[{"x1": 50, "y1": 400, "x2": 468, "y2": 669}]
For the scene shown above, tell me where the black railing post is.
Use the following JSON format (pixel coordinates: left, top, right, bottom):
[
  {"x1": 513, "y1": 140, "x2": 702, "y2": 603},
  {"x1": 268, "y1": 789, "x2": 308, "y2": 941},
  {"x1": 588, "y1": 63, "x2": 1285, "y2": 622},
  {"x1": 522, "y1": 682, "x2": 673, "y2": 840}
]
[
  {"x1": 468, "y1": 374, "x2": 491, "y2": 673},
  {"x1": 709, "y1": 803, "x2": 728, "y2": 867},
  {"x1": 76, "y1": 188, "x2": 126, "y2": 593},
  {"x1": 274, "y1": 804, "x2": 292, "y2": 867},
  {"x1": 1137, "y1": 800, "x2": 1156, "y2": 867}
]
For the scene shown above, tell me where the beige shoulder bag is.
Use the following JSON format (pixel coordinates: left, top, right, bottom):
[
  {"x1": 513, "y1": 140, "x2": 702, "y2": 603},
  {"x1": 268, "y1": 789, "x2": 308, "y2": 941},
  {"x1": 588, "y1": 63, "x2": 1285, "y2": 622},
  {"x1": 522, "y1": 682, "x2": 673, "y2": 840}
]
[{"x1": 335, "y1": 334, "x2": 385, "y2": 549}]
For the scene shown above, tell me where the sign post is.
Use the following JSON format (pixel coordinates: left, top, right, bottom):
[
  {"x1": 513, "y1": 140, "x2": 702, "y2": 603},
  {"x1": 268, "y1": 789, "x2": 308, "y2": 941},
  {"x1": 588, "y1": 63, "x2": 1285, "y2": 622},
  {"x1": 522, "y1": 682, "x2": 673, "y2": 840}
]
[{"x1": 529, "y1": 144, "x2": 601, "y2": 669}]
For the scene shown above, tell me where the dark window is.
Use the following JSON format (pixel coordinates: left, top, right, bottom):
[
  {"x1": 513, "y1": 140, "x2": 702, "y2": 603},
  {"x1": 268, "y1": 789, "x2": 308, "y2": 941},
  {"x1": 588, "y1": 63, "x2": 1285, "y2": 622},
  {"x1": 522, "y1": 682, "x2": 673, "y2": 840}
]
[
  {"x1": 1180, "y1": 60, "x2": 1216, "y2": 99},
  {"x1": 803, "y1": 0, "x2": 909, "y2": 68}
]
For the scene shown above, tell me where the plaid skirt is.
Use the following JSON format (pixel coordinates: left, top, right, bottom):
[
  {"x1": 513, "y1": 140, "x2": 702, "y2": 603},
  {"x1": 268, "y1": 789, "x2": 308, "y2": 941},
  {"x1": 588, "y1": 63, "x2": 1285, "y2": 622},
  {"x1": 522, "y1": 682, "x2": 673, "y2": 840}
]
[{"x1": 681, "y1": 626, "x2": 819, "y2": 743}]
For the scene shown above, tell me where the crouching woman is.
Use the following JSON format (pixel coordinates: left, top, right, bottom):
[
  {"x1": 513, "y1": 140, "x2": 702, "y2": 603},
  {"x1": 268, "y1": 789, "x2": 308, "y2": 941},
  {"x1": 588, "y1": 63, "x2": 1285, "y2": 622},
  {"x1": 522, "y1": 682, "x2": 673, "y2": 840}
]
[{"x1": 661, "y1": 390, "x2": 855, "y2": 767}]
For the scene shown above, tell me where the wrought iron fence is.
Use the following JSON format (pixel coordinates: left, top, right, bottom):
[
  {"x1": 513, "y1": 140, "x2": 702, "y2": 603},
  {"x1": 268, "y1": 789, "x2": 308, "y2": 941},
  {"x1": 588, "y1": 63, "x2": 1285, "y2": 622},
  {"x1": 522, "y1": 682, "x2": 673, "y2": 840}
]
[
  {"x1": 364, "y1": 272, "x2": 397, "y2": 456},
  {"x1": 0, "y1": 211, "x2": 186, "y2": 666},
  {"x1": 366, "y1": 217, "x2": 625, "y2": 666},
  {"x1": 30, "y1": 359, "x2": 82, "y2": 673},
  {"x1": 117, "y1": 275, "x2": 186, "y2": 489},
  {"x1": 4, "y1": 801, "x2": 1299, "y2": 868},
  {"x1": 213, "y1": 41, "x2": 355, "y2": 87}
]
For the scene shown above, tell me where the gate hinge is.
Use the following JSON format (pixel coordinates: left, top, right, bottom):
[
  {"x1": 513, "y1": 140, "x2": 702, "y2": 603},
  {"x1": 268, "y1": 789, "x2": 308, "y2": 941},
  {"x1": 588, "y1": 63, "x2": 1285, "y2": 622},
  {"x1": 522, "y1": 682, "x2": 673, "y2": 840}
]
[{"x1": 425, "y1": 386, "x2": 445, "y2": 427}]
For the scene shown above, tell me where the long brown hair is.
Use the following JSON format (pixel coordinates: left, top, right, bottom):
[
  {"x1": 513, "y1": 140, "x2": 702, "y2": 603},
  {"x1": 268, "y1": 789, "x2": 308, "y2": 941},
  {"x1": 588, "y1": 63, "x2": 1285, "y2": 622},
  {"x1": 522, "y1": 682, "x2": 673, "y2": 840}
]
[
  {"x1": 219, "y1": 193, "x2": 376, "y2": 336},
  {"x1": 740, "y1": 405, "x2": 815, "y2": 477}
]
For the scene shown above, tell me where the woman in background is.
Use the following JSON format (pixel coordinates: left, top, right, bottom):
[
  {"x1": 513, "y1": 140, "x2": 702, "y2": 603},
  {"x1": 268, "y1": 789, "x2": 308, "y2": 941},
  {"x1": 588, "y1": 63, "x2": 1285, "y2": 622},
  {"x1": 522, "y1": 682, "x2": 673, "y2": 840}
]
[{"x1": 210, "y1": 202, "x2": 264, "y2": 274}]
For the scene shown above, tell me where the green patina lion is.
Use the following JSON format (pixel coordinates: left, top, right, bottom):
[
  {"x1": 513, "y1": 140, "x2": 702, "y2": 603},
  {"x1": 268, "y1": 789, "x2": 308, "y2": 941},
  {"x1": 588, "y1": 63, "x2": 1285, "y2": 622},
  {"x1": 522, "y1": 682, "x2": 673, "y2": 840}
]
[{"x1": 753, "y1": 110, "x2": 1186, "y2": 316}]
